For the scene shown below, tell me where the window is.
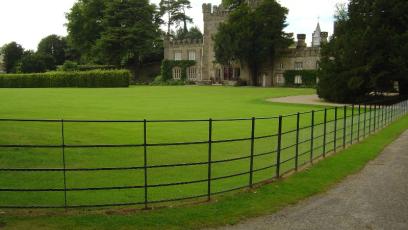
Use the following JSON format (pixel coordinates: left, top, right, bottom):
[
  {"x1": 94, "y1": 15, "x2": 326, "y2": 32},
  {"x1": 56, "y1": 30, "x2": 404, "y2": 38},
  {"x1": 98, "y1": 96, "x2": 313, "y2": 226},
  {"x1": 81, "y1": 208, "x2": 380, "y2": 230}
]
[
  {"x1": 174, "y1": 51, "x2": 182, "y2": 61},
  {"x1": 234, "y1": 68, "x2": 241, "y2": 79},
  {"x1": 294, "y1": 75, "x2": 303, "y2": 85},
  {"x1": 316, "y1": 61, "x2": 320, "y2": 70},
  {"x1": 275, "y1": 74, "x2": 285, "y2": 85},
  {"x1": 172, "y1": 67, "x2": 182, "y2": 80},
  {"x1": 188, "y1": 67, "x2": 197, "y2": 80},
  {"x1": 295, "y1": 62, "x2": 303, "y2": 70},
  {"x1": 279, "y1": 63, "x2": 284, "y2": 70},
  {"x1": 188, "y1": 51, "x2": 196, "y2": 61}
]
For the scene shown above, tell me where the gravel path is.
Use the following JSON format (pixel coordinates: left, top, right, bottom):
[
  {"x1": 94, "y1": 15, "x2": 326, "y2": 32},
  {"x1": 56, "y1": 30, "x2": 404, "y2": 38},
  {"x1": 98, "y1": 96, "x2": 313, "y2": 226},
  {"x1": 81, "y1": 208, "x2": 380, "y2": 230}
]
[
  {"x1": 267, "y1": 94, "x2": 348, "y2": 107},
  {"x1": 214, "y1": 130, "x2": 408, "y2": 230}
]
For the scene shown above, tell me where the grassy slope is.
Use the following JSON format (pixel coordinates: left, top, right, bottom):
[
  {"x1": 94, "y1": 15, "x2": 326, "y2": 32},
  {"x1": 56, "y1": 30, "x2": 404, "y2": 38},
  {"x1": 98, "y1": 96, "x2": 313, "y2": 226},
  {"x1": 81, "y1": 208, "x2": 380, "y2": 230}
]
[{"x1": 1, "y1": 114, "x2": 407, "y2": 230}]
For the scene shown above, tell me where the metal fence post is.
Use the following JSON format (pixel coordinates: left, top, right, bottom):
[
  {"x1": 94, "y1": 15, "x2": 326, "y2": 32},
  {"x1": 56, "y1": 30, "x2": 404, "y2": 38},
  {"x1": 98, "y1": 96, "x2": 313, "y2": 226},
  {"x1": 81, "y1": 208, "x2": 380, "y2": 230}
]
[
  {"x1": 207, "y1": 119, "x2": 212, "y2": 201},
  {"x1": 343, "y1": 106, "x2": 347, "y2": 149},
  {"x1": 323, "y1": 108, "x2": 327, "y2": 157},
  {"x1": 350, "y1": 105, "x2": 354, "y2": 144},
  {"x1": 373, "y1": 105, "x2": 377, "y2": 132},
  {"x1": 334, "y1": 107, "x2": 338, "y2": 152},
  {"x1": 143, "y1": 119, "x2": 148, "y2": 209},
  {"x1": 61, "y1": 119, "x2": 68, "y2": 209},
  {"x1": 368, "y1": 105, "x2": 372, "y2": 134},
  {"x1": 249, "y1": 117, "x2": 255, "y2": 187},
  {"x1": 310, "y1": 111, "x2": 315, "y2": 163},
  {"x1": 276, "y1": 116, "x2": 283, "y2": 178},
  {"x1": 295, "y1": 113, "x2": 300, "y2": 171},
  {"x1": 363, "y1": 104, "x2": 367, "y2": 138},
  {"x1": 357, "y1": 105, "x2": 361, "y2": 142},
  {"x1": 381, "y1": 105, "x2": 384, "y2": 129}
]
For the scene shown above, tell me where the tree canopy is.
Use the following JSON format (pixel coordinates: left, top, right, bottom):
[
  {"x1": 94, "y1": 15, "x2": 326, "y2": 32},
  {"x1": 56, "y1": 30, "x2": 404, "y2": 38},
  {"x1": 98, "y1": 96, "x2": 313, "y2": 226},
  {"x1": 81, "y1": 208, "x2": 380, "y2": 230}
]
[
  {"x1": 37, "y1": 35, "x2": 68, "y2": 65},
  {"x1": 318, "y1": 0, "x2": 408, "y2": 102},
  {"x1": 214, "y1": 0, "x2": 292, "y2": 85},
  {"x1": 96, "y1": 0, "x2": 161, "y2": 67},
  {"x1": 1, "y1": 42, "x2": 24, "y2": 73},
  {"x1": 160, "y1": 0, "x2": 192, "y2": 35},
  {"x1": 66, "y1": 0, "x2": 163, "y2": 68}
]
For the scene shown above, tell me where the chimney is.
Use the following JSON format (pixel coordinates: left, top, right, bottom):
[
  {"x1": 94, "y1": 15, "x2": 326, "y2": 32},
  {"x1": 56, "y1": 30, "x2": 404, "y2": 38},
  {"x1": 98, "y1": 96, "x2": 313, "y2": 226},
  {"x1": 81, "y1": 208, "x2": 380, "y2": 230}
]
[
  {"x1": 320, "y1": 32, "x2": 329, "y2": 44},
  {"x1": 297, "y1": 34, "x2": 306, "y2": 49}
]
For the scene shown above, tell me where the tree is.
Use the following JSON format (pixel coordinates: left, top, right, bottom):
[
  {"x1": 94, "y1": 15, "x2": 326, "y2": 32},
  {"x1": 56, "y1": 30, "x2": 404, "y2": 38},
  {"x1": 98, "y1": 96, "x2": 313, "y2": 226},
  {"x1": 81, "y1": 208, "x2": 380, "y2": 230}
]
[
  {"x1": 317, "y1": 0, "x2": 408, "y2": 102},
  {"x1": 173, "y1": 26, "x2": 203, "y2": 40},
  {"x1": 19, "y1": 52, "x2": 55, "y2": 73},
  {"x1": 214, "y1": 0, "x2": 292, "y2": 85},
  {"x1": 2, "y1": 42, "x2": 24, "y2": 73},
  {"x1": 37, "y1": 35, "x2": 68, "y2": 65},
  {"x1": 96, "y1": 0, "x2": 161, "y2": 67},
  {"x1": 66, "y1": 0, "x2": 108, "y2": 63},
  {"x1": 222, "y1": 0, "x2": 245, "y2": 9},
  {"x1": 160, "y1": 0, "x2": 192, "y2": 35}
]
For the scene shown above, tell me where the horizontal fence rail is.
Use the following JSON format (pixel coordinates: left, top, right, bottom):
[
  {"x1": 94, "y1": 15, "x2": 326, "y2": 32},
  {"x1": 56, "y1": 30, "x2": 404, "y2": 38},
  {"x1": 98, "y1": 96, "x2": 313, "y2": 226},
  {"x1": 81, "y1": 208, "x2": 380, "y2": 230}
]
[{"x1": 0, "y1": 100, "x2": 407, "y2": 209}]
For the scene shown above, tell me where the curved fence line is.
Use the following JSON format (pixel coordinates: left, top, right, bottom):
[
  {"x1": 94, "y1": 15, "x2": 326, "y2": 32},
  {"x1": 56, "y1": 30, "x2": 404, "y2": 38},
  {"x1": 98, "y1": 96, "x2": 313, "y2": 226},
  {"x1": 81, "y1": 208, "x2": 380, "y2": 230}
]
[{"x1": 0, "y1": 100, "x2": 407, "y2": 209}]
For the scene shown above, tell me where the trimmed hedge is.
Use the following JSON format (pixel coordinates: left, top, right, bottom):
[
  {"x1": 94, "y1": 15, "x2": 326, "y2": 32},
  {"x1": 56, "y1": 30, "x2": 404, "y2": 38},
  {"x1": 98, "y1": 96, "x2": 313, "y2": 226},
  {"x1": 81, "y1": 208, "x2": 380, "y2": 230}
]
[
  {"x1": 284, "y1": 70, "x2": 318, "y2": 87},
  {"x1": 161, "y1": 60, "x2": 196, "y2": 81},
  {"x1": 0, "y1": 70, "x2": 130, "y2": 88}
]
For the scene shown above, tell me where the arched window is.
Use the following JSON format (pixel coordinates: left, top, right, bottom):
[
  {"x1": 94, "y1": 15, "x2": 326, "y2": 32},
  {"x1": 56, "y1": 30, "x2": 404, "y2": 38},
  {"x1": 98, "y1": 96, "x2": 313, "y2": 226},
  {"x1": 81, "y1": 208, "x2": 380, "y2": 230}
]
[
  {"x1": 187, "y1": 67, "x2": 197, "y2": 80},
  {"x1": 172, "y1": 67, "x2": 182, "y2": 80}
]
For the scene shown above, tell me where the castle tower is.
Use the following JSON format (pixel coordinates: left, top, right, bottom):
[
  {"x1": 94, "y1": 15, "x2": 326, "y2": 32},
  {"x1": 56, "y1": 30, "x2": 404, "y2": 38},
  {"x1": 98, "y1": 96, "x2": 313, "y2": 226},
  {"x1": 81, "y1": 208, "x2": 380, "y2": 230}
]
[{"x1": 312, "y1": 22, "x2": 322, "y2": 47}]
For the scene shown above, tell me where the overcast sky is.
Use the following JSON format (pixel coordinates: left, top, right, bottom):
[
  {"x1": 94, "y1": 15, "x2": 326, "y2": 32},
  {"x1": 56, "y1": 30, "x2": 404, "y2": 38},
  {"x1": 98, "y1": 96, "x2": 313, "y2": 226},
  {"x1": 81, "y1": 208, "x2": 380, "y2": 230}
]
[{"x1": 0, "y1": 0, "x2": 348, "y2": 51}]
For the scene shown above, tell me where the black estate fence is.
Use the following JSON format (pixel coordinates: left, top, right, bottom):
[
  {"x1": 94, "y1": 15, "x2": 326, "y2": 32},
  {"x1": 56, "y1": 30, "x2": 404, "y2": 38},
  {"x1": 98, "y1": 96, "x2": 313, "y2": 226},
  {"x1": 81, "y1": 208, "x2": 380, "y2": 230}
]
[{"x1": 0, "y1": 100, "x2": 407, "y2": 209}]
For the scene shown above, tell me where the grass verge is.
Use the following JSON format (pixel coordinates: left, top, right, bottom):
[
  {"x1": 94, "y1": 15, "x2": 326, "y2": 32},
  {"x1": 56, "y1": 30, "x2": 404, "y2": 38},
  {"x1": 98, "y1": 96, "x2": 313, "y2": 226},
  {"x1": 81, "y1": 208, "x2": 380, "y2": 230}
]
[{"x1": 1, "y1": 115, "x2": 407, "y2": 230}]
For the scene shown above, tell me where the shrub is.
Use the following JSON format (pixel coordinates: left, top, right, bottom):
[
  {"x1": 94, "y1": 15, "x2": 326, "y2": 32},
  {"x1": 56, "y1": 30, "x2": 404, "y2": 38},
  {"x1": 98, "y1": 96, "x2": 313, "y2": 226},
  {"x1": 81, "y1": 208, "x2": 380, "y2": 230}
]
[
  {"x1": 60, "y1": 61, "x2": 79, "y2": 72},
  {"x1": 0, "y1": 70, "x2": 130, "y2": 88},
  {"x1": 284, "y1": 70, "x2": 318, "y2": 87}
]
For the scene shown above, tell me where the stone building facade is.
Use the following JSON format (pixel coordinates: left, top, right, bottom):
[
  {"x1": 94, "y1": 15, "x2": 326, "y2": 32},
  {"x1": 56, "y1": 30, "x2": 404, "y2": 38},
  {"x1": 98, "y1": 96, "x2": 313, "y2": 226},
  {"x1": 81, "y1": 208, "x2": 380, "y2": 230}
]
[
  {"x1": 0, "y1": 54, "x2": 5, "y2": 73},
  {"x1": 163, "y1": 1, "x2": 328, "y2": 87}
]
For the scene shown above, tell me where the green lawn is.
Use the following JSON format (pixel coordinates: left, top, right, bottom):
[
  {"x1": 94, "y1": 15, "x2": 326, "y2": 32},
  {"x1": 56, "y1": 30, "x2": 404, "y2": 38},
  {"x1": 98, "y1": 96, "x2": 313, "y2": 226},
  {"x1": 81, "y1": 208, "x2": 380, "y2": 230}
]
[
  {"x1": 0, "y1": 101, "x2": 406, "y2": 230},
  {"x1": 0, "y1": 86, "x2": 389, "y2": 208}
]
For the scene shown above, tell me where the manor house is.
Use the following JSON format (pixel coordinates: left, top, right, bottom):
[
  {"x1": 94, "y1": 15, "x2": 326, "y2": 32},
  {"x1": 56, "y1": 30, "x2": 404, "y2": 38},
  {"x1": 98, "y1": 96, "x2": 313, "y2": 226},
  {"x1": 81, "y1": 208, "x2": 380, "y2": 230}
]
[{"x1": 163, "y1": 1, "x2": 329, "y2": 87}]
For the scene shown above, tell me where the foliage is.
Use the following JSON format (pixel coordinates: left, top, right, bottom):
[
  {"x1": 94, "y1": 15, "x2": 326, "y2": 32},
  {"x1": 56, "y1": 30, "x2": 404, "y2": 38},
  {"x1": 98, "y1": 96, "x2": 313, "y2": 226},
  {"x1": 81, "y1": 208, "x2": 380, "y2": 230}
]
[
  {"x1": 95, "y1": 0, "x2": 161, "y2": 68},
  {"x1": 318, "y1": 0, "x2": 408, "y2": 102},
  {"x1": 0, "y1": 70, "x2": 130, "y2": 88},
  {"x1": 214, "y1": 0, "x2": 292, "y2": 85},
  {"x1": 222, "y1": 0, "x2": 245, "y2": 9},
  {"x1": 173, "y1": 26, "x2": 203, "y2": 40},
  {"x1": 1, "y1": 42, "x2": 24, "y2": 73},
  {"x1": 18, "y1": 53, "x2": 56, "y2": 73},
  {"x1": 66, "y1": 0, "x2": 163, "y2": 67},
  {"x1": 160, "y1": 0, "x2": 192, "y2": 34},
  {"x1": 37, "y1": 35, "x2": 68, "y2": 65},
  {"x1": 60, "y1": 61, "x2": 79, "y2": 72},
  {"x1": 284, "y1": 70, "x2": 318, "y2": 87},
  {"x1": 150, "y1": 75, "x2": 186, "y2": 85},
  {"x1": 161, "y1": 59, "x2": 195, "y2": 81},
  {"x1": 66, "y1": 0, "x2": 108, "y2": 63}
]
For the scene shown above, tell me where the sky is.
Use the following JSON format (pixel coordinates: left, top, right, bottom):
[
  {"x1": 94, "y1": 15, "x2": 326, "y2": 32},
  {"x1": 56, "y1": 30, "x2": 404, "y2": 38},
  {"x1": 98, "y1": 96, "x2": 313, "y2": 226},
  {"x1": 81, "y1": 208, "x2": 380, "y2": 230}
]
[{"x1": 0, "y1": 0, "x2": 348, "y2": 51}]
